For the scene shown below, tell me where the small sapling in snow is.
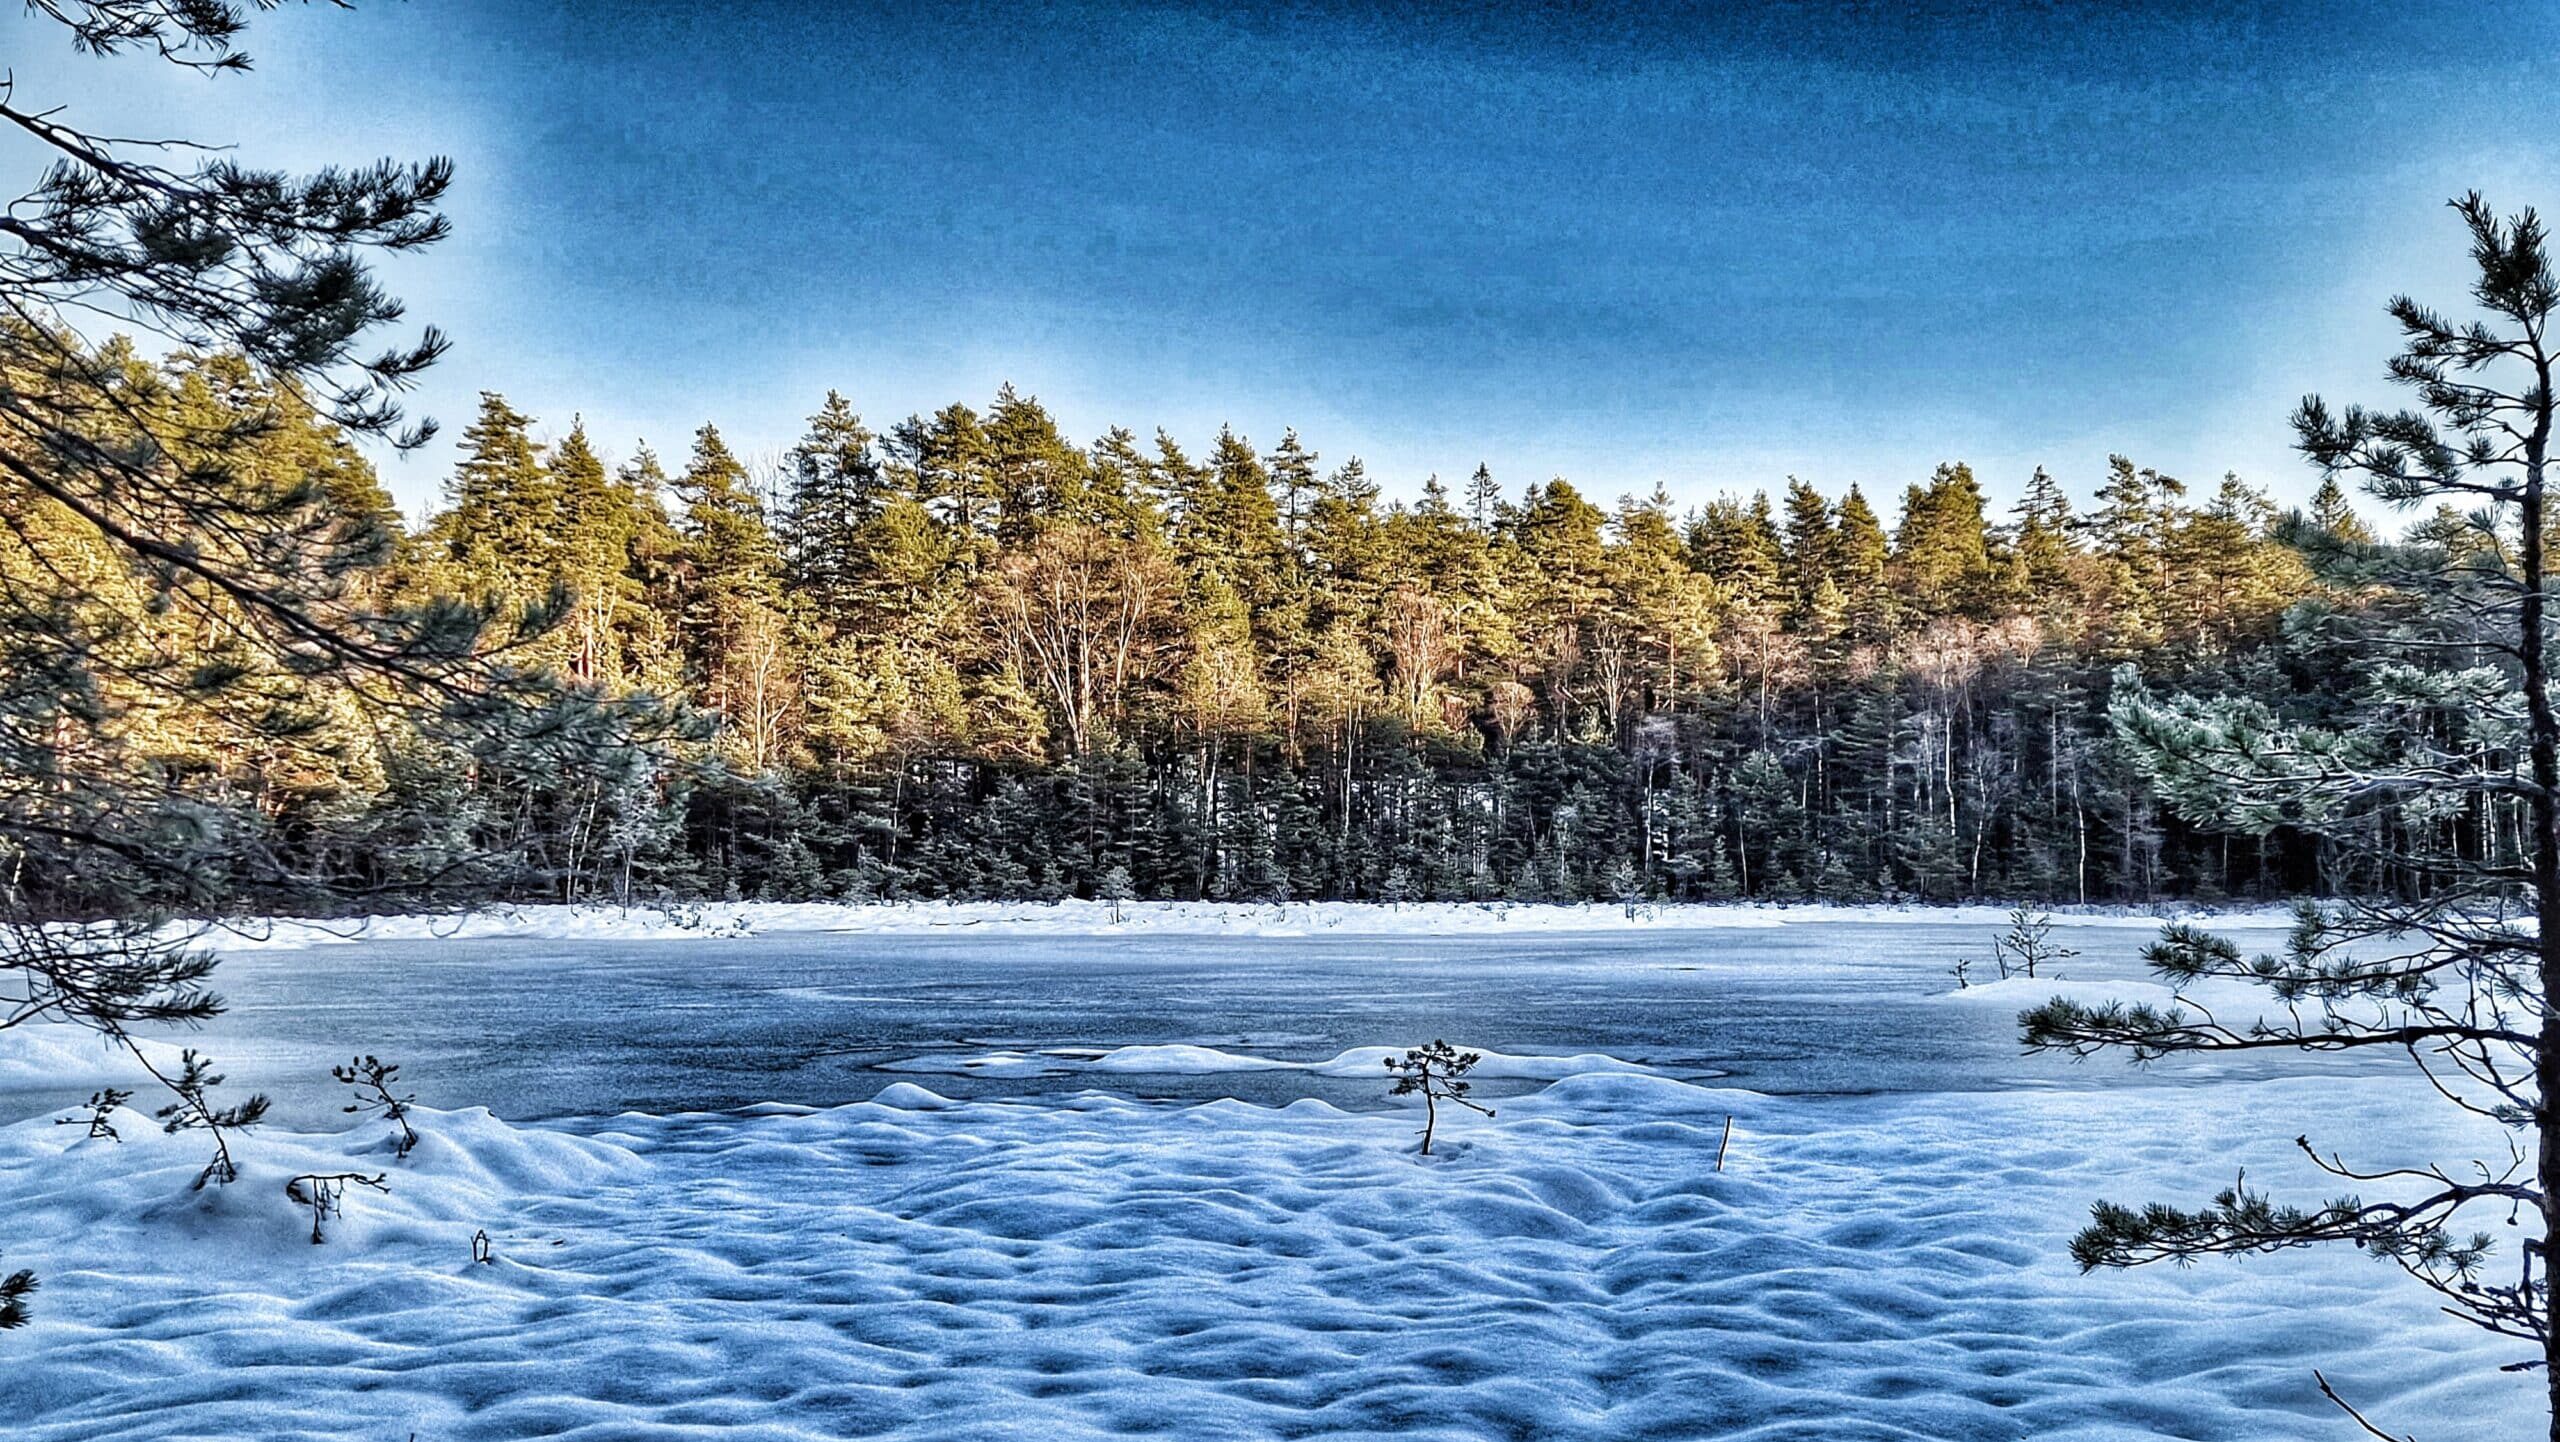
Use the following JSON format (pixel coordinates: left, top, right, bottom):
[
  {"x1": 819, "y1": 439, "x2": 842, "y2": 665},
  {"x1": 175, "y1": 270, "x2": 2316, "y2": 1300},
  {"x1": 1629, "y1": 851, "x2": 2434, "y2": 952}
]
[
  {"x1": 333, "y1": 1054, "x2": 419, "y2": 1159},
  {"x1": 154, "y1": 1048, "x2": 269, "y2": 1188},
  {"x1": 1989, "y1": 906, "x2": 2076, "y2": 980},
  {"x1": 57, "y1": 1087, "x2": 132, "y2": 1140},
  {"x1": 285, "y1": 1172, "x2": 389, "y2": 1245},
  {"x1": 1098, "y1": 864, "x2": 1134, "y2": 924},
  {"x1": 1384, "y1": 1040, "x2": 1495, "y2": 1156},
  {"x1": 1607, "y1": 858, "x2": 1644, "y2": 918},
  {"x1": 0, "y1": 1263, "x2": 31, "y2": 1329}
]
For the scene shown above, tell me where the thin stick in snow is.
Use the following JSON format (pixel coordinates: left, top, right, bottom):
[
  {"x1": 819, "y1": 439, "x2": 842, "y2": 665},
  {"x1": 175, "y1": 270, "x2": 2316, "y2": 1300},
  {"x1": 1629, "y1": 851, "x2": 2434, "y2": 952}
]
[
  {"x1": 1715, "y1": 1115, "x2": 1733, "y2": 1171},
  {"x1": 2311, "y1": 1370, "x2": 2416, "y2": 1442}
]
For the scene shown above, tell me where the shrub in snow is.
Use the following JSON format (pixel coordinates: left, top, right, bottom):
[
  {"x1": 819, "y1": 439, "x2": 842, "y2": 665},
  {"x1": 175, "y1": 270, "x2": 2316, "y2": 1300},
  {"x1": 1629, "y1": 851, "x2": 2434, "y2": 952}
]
[
  {"x1": 1098, "y1": 864, "x2": 1134, "y2": 924},
  {"x1": 285, "y1": 1172, "x2": 389, "y2": 1245},
  {"x1": 1606, "y1": 859, "x2": 1644, "y2": 919},
  {"x1": 1989, "y1": 906, "x2": 2074, "y2": 980},
  {"x1": 333, "y1": 1054, "x2": 419, "y2": 1159},
  {"x1": 472, "y1": 1229, "x2": 494, "y2": 1265},
  {"x1": 154, "y1": 1048, "x2": 269, "y2": 1189},
  {"x1": 0, "y1": 1264, "x2": 28, "y2": 1330},
  {"x1": 1384, "y1": 1040, "x2": 1494, "y2": 1156},
  {"x1": 57, "y1": 1087, "x2": 132, "y2": 1141}
]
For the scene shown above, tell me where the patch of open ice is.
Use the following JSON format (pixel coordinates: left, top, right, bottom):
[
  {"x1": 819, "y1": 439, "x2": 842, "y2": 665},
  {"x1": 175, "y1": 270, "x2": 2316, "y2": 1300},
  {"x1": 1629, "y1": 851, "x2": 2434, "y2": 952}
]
[{"x1": 1926, "y1": 976, "x2": 2186, "y2": 1010}]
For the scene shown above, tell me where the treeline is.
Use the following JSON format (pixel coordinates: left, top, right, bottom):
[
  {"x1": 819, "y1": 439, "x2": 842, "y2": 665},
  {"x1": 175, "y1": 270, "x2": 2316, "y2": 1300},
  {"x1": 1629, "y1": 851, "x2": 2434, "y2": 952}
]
[
  {"x1": 20, "y1": 350, "x2": 2393, "y2": 911},
  {"x1": 394, "y1": 379, "x2": 2389, "y2": 906}
]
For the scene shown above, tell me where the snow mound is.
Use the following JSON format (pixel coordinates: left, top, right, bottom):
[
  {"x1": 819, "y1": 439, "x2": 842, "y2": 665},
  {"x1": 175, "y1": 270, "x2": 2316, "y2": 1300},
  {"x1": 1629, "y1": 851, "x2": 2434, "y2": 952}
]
[
  {"x1": 0, "y1": 1024, "x2": 192, "y2": 1089},
  {"x1": 883, "y1": 1041, "x2": 1656, "y2": 1080},
  {"x1": 0, "y1": 1072, "x2": 2529, "y2": 1440},
  {"x1": 1928, "y1": 976, "x2": 2186, "y2": 1010}
]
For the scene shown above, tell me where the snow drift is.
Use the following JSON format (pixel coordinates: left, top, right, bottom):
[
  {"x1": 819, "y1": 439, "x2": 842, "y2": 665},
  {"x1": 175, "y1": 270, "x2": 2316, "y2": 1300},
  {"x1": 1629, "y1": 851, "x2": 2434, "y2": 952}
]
[{"x1": 0, "y1": 1062, "x2": 2529, "y2": 1440}]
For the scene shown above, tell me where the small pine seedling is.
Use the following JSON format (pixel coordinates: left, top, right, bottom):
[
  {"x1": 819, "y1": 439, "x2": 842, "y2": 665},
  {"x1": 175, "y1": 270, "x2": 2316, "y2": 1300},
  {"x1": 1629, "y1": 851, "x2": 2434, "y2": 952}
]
[
  {"x1": 333, "y1": 1054, "x2": 419, "y2": 1159},
  {"x1": 285, "y1": 1172, "x2": 389, "y2": 1245},
  {"x1": 1990, "y1": 906, "x2": 2077, "y2": 980},
  {"x1": 1098, "y1": 863, "x2": 1135, "y2": 924},
  {"x1": 0, "y1": 1264, "x2": 32, "y2": 1330},
  {"x1": 1384, "y1": 1040, "x2": 1495, "y2": 1156},
  {"x1": 57, "y1": 1087, "x2": 133, "y2": 1141},
  {"x1": 155, "y1": 1048, "x2": 269, "y2": 1188}
]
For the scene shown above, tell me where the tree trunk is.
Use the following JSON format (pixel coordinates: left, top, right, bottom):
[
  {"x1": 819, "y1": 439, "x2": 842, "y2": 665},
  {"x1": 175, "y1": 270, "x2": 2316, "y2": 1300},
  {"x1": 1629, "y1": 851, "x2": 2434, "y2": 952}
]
[{"x1": 2520, "y1": 377, "x2": 2560, "y2": 1437}]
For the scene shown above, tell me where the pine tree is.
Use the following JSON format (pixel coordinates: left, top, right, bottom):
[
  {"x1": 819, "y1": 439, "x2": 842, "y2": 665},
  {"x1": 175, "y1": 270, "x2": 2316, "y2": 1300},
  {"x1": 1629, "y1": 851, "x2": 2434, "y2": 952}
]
[
  {"x1": 1892, "y1": 463, "x2": 1997, "y2": 618},
  {"x1": 676, "y1": 426, "x2": 795, "y2": 771},
  {"x1": 0, "y1": 0, "x2": 644, "y2": 1230},
  {"x1": 1831, "y1": 484, "x2": 1895, "y2": 644},
  {"x1": 434, "y1": 392, "x2": 563, "y2": 590},
  {"x1": 1268, "y1": 429, "x2": 1321, "y2": 548},
  {"x1": 781, "y1": 391, "x2": 886, "y2": 618},
  {"x1": 2307, "y1": 473, "x2": 2378, "y2": 544},
  {"x1": 2030, "y1": 196, "x2": 2560, "y2": 1431},
  {"x1": 2013, "y1": 465, "x2": 2078, "y2": 597},
  {"x1": 1464, "y1": 463, "x2": 1501, "y2": 529}
]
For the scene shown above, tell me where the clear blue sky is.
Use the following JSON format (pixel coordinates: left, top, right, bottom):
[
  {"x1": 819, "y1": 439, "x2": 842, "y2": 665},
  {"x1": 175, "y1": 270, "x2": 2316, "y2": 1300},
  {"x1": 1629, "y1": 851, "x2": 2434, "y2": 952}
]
[{"x1": 14, "y1": 1, "x2": 2560, "y2": 521}]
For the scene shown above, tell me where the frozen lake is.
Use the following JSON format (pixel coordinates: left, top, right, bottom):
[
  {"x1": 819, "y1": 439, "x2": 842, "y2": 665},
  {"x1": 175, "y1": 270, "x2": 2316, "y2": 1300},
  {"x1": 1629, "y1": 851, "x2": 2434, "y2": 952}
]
[
  {"x1": 0, "y1": 905, "x2": 2534, "y2": 1440},
  {"x1": 1, "y1": 911, "x2": 2341, "y2": 1124}
]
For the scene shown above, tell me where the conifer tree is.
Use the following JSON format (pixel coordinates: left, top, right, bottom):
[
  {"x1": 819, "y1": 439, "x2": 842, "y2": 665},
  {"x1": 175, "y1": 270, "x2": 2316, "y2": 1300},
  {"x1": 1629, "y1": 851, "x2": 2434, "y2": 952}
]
[
  {"x1": 781, "y1": 391, "x2": 886, "y2": 618},
  {"x1": 2028, "y1": 195, "x2": 2560, "y2": 1432},
  {"x1": 434, "y1": 393, "x2": 561, "y2": 587},
  {"x1": 0, "y1": 0, "x2": 653, "y2": 1270}
]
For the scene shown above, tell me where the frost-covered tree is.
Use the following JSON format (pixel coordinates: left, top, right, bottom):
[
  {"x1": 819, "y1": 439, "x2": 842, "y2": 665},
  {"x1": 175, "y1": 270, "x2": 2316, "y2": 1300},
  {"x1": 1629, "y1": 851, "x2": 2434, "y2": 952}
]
[
  {"x1": 1097, "y1": 863, "x2": 1135, "y2": 923},
  {"x1": 2025, "y1": 194, "x2": 2559, "y2": 1432}
]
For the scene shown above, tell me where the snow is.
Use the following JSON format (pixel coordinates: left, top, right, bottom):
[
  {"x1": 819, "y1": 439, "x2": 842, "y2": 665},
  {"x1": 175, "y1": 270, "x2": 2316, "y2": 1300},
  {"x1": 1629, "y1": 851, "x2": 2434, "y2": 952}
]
[
  {"x1": 0, "y1": 1061, "x2": 2532, "y2": 1440},
  {"x1": 177, "y1": 897, "x2": 2302, "y2": 951},
  {"x1": 881, "y1": 1042, "x2": 1655, "y2": 1081},
  {"x1": 0, "y1": 1025, "x2": 191, "y2": 1090},
  {"x1": 1926, "y1": 975, "x2": 2185, "y2": 1011},
  {"x1": 0, "y1": 906, "x2": 2532, "y2": 1438}
]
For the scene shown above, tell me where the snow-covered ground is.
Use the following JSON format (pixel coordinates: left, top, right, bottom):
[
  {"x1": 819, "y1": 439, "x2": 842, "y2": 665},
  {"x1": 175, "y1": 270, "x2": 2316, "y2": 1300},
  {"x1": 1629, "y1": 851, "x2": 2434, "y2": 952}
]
[
  {"x1": 0, "y1": 1066, "x2": 2529, "y2": 1440},
  {"x1": 0, "y1": 904, "x2": 2535, "y2": 1439},
  {"x1": 179, "y1": 896, "x2": 2302, "y2": 951}
]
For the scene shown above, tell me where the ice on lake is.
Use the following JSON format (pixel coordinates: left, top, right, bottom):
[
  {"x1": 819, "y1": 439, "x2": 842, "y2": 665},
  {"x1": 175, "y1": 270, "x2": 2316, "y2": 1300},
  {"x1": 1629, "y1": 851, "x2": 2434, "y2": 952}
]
[{"x1": 0, "y1": 904, "x2": 2535, "y2": 1439}]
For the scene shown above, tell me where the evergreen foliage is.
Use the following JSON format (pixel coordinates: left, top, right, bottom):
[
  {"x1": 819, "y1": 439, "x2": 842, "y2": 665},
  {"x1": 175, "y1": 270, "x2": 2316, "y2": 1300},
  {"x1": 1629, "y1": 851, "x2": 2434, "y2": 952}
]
[
  {"x1": 2024, "y1": 195, "x2": 2560, "y2": 1431},
  {"x1": 333, "y1": 1055, "x2": 418, "y2": 1160},
  {"x1": 307, "y1": 369, "x2": 2369, "y2": 910},
  {"x1": 1383, "y1": 1040, "x2": 1494, "y2": 1156}
]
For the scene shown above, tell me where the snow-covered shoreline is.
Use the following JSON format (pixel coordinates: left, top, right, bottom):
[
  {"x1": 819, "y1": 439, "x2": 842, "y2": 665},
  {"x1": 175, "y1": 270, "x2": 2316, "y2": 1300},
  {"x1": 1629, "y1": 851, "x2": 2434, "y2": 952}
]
[{"x1": 172, "y1": 896, "x2": 2307, "y2": 952}]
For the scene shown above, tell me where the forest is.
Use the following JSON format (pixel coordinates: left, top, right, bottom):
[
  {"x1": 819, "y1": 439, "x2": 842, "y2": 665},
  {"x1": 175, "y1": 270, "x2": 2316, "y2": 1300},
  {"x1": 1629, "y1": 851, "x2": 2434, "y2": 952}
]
[{"x1": 14, "y1": 338, "x2": 2414, "y2": 915}]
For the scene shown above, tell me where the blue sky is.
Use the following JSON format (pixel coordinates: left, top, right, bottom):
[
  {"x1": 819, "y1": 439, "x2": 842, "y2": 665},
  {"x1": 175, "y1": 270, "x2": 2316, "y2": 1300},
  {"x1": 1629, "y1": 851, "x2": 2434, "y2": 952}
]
[{"x1": 14, "y1": 1, "x2": 2560, "y2": 521}]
